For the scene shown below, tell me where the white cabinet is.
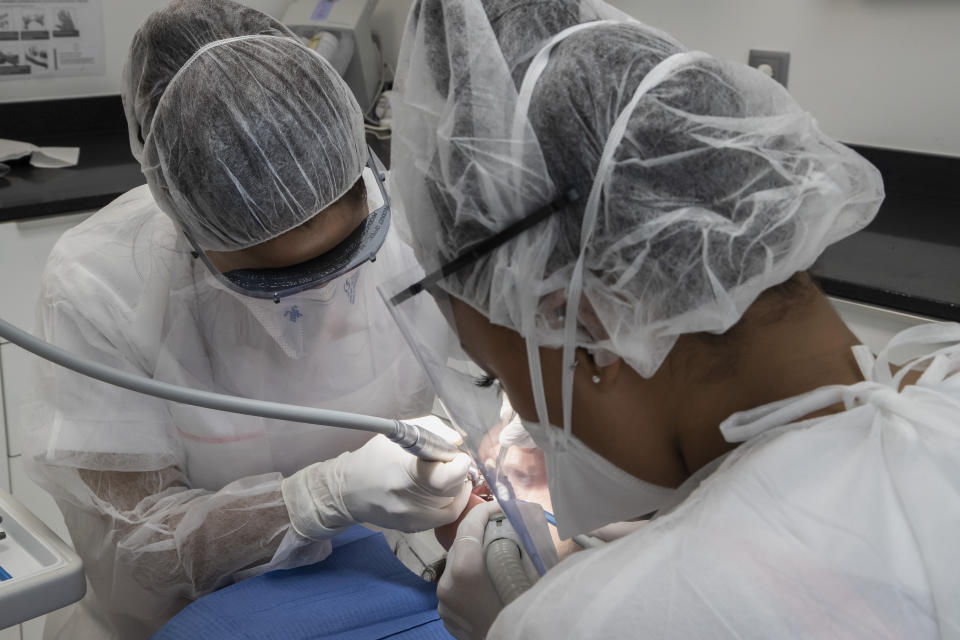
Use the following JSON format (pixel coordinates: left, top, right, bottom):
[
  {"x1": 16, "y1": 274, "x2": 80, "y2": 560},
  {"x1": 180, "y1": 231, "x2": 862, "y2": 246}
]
[
  {"x1": 2, "y1": 343, "x2": 31, "y2": 458},
  {"x1": 0, "y1": 211, "x2": 93, "y2": 345},
  {"x1": 20, "y1": 617, "x2": 43, "y2": 640},
  {"x1": 0, "y1": 361, "x2": 8, "y2": 495},
  {"x1": 0, "y1": 211, "x2": 91, "y2": 640},
  {"x1": 9, "y1": 457, "x2": 70, "y2": 546},
  {"x1": 0, "y1": 211, "x2": 93, "y2": 464}
]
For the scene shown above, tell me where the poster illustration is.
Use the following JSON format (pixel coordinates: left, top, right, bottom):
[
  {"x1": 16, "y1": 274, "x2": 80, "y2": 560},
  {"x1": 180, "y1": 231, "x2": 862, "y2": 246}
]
[{"x1": 0, "y1": 0, "x2": 104, "y2": 79}]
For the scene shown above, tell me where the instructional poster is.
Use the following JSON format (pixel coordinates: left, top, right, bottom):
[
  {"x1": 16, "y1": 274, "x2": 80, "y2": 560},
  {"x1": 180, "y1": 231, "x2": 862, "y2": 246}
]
[{"x1": 0, "y1": 0, "x2": 104, "y2": 79}]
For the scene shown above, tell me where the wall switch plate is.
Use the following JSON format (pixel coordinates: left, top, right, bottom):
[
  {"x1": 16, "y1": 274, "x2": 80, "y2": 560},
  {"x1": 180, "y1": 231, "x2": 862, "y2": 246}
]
[{"x1": 748, "y1": 49, "x2": 790, "y2": 87}]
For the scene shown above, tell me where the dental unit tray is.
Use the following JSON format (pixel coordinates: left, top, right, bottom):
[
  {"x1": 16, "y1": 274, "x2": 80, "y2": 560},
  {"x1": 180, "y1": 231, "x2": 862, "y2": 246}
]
[{"x1": 0, "y1": 489, "x2": 85, "y2": 629}]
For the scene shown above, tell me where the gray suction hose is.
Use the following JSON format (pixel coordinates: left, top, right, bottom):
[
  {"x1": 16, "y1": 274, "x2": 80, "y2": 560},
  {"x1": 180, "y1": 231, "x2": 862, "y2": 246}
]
[
  {"x1": 484, "y1": 513, "x2": 535, "y2": 605},
  {"x1": 0, "y1": 317, "x2": 460, "y2": 462},
  {"x1": 485, "y1": 538, "x2": 534, "y2": 605}
]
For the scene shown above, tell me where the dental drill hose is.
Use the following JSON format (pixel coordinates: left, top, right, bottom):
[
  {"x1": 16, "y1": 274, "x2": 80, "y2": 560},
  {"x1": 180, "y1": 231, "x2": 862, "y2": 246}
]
[{"x1": 0, "y1": 316, "x2": 459, "y2": 462}]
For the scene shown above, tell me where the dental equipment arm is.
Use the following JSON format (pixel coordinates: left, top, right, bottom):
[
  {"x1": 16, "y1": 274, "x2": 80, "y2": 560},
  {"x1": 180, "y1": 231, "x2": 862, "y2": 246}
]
[{"x1": 0, "y1": 316, "x2": 458, "y2": 462}]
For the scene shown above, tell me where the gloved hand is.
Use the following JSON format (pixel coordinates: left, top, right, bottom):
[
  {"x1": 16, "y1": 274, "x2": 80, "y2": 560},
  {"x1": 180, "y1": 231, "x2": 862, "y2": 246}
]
[
  {"x1": 436, "y1": 492, "x2": 487, "y2": 550},
  {"x1": 437, "y1": 500, "x2": 507, "y2": 640},
  {"x1": 282, "y1": 434, "x2": 472, "y2": 538},
  {"x1": 497, "y1": 412, "x2": 535, "y2": 449}
]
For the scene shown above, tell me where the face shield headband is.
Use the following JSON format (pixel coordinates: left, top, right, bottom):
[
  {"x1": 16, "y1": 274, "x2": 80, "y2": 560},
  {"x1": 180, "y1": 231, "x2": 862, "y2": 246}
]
[{"x1": 389, "y1": 190, "x2": 578, "y2": 307}]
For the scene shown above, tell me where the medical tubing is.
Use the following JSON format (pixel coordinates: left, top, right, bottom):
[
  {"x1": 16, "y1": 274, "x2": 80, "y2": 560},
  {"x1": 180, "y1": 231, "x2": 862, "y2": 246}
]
[
  {"x1": 572, "y1": 534, "x2": 605, "y2": 549},
  {"x1": 485, "y1": 538, "x2": 535, "y2": 605},
  {"x1": 0, "y1": 317, "x2": 459, "y2": 462}
]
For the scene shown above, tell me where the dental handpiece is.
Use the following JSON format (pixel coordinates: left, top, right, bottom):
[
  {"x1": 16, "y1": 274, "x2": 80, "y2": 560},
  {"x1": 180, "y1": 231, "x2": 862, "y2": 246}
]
[
  {"x1": 387, "y1": 420, "x2": 463, "y2": 462},
  {"x1": 0, "y1": 316, "x2": 461, "y2": 463}
]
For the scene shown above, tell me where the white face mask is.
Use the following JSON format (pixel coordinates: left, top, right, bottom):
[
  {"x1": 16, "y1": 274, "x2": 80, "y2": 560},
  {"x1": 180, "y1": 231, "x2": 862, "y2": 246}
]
[{"x1": 520, "y1": 418, "x2": 675, "y2": 540}]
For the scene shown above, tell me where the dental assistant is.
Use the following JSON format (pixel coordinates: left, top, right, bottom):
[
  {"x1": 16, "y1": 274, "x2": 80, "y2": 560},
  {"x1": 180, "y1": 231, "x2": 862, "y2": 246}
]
[{"x1": 388, "y1": 0, "x2": 960, "y2": 637}]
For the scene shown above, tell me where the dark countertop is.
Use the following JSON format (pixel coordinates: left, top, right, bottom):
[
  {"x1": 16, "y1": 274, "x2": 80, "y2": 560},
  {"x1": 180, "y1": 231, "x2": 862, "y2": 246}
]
[
  {"x1": 813, "y1": 146, "x2": 960, "y2": 322},
  {"x1": 813, "y1": 216, "x2": 960, "y2": 321},
  {"x1": 0, "y1": 95, "x2": 145, "y2": 221},
  {"x1": 0, "y1": 129, "x2": 145, "y2": 222},
  {"x1": 1, "y1": 96, "x2": 958, "y2": 323}
]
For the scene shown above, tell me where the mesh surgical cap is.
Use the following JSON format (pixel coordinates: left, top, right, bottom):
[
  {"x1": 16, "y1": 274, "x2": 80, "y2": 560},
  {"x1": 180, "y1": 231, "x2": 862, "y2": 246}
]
[
  {"x1": 392, "y1": 0, "x2": 885, "y2": 381},
  {"x1": 122, "y1": 0, "x2": 367, "y2": 251}
]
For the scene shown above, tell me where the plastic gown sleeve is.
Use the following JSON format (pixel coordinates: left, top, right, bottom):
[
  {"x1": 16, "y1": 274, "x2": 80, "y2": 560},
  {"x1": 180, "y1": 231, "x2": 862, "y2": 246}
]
[
  {"x1": 27, "y1": 460, "x2": 332, "y2": 628},
  {"x1": 25, "y1": 299, "x2": 331, "y2": 626},
  {"x1": 91, "y1": 467, "x2": 316, "y2": 594}
]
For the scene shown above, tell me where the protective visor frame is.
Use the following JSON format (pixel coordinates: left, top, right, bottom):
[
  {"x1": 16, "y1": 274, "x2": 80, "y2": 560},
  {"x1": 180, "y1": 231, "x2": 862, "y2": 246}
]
[
  {"x1": 389, "y1": 190, "x2": 579, "y2": 307},
  {"x1": 186, "y1": 147, "x2": 391, "y2": 303}
]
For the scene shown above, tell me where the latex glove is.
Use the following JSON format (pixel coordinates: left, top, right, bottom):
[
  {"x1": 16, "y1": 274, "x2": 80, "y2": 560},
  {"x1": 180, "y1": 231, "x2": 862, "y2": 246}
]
[
  {"x1": 498, "y1": 412, "x2": 535, "y2": 449},
  {"x1": 437, "y1": 500, "x2": 507, "y2": 640},
  {"x1": 282, "y1": 434, "x2": 472, "y2": 538}
]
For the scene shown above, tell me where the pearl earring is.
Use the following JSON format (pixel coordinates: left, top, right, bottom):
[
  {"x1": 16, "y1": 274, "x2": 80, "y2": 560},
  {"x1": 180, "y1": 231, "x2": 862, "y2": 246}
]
[{"x1": 592, "y1": 375, "x2": 601, "y2": 384}]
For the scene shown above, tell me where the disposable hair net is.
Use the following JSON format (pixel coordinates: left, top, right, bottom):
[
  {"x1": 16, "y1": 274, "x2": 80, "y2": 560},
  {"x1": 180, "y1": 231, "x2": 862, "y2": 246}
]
[
  {"x1": 123, "y1": 0, "x2": 294, "y2": 159},
  {"x1": 391, "y1": 0, "x2": 885, "y2": 394},
  {"x1": 122, "y1": 0, "x2": 367, "y2": 251}
]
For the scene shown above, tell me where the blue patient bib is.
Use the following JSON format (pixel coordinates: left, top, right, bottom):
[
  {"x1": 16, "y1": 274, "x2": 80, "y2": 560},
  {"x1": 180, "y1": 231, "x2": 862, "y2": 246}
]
[{"x1": 153, "y1": 526, "x2": 452, "y2": 639}]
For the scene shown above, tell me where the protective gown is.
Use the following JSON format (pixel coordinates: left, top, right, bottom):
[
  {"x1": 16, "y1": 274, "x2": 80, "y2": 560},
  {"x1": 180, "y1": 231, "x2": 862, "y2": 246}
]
[
  {"x1": 389, "y1": 0, "x2": 957, "y2": 637},
  {"x1": 25, "y1": 181, "x2": 439, "y2": 639},
  {"x1": 22, "y1": 2, "x2": 445, "y2": 636},
  {"x1": 491, "y1": 326, "x2": 960, "y2": 638}
]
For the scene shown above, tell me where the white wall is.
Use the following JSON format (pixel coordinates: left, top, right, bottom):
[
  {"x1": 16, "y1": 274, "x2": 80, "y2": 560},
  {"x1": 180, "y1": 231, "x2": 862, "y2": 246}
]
[
  {"x1": 0, "y1": 0, "x2": 156, "y2": 102},
  {"x1": 370, "y1": 0, "x2": 414, "y2": 77},
  {"x1": 608, "y1": 0, "x2": 960, "y2": 157},
  {"x1": 2, "y1": 0, "x2": 957, "y2": 157},
  {"x1": 0, "y1": 0, "x2": 412, "y2": 101}
]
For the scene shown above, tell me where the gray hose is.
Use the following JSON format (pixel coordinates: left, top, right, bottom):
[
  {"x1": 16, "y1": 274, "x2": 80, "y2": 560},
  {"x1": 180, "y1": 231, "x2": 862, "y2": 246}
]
[
  {"x1": 485, "y1": 538, "x2": 534, "y2": 605},
  {"x1": 0, "y1": 316, "x2": 460, "y2": 462},
  {"x1": 572, "y1": 534, "x2": 605, "y2": 549}
]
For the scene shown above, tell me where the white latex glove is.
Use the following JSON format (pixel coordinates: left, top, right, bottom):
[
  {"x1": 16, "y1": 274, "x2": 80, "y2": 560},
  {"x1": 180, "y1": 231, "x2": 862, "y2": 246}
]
[
  {"x1": 497, "y1": 412, "x2": 536, "y2": 449},
  {"x1": 282, "y1": 434, "x2": 472, "y2": 538},
  {"x1": 437, "y1": 500, "x2": 507, "y2": 640}
]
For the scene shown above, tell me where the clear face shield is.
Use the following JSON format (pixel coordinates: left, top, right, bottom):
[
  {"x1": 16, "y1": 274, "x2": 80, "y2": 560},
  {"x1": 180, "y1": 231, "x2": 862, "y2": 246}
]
[{"x1": 378, "y1": 193, "x2": 577, "y2": 575}]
